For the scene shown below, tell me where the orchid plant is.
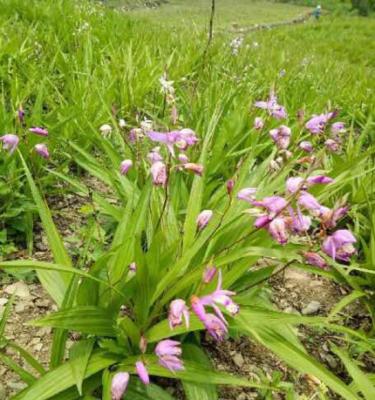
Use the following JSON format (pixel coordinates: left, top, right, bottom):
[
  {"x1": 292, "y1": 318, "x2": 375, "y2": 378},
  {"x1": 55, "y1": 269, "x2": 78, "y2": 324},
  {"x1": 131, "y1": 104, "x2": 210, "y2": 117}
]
[{"x1": 1, "y1": 78, "x2": 374, "y2": 400}]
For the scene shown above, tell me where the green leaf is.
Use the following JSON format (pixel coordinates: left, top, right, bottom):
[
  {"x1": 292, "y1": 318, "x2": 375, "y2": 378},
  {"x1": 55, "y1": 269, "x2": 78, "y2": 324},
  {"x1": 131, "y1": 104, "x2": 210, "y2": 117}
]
[
  {"x1": 332, "y1": 345, "x2": 375, "y2": 400},
  {"x1": 18, "y1": 151, "x2": 71, "y2": 306},
  {"x1": 69, "y1": 339, "x2": 95, "y2": 396},
  {"x1": 127, "y1": 381, "x2": 176, "y2": 400},
  {"x1": 29, "y1": 307, "x2": 116, "y2": 336},
  {"x1": 182, "y1": 344, "x2": 218, "y2": 400},
  {"x1": 12, "y1": 351, "x2": 119, "y2": 400}
]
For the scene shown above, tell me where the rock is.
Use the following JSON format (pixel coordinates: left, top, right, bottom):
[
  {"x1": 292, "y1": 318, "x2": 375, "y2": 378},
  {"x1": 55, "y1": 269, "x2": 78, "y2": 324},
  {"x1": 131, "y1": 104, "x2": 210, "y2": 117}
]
[
  {"x1": 233, "y1": 352, "x2": 245, "y2": 368},
  {"x1": 238, "y1": 393, "x2": 248, "y2": 400},
  {"x1": 0, "y1": 383, "x2": 6, "y2": 400},
  {"x1": 302, "y1": 301, "x2": 321, "y2": 315},
  {"x1": 15, "y1": 303, "x2": 26, "y2": 313},
  {"x1": 7, "y1": 381, "x2": 26, "y2": 391},
  {"x1": 284, "y1": 306, "x2": 300, "y2": 315},
  {"x1": 4, "y1": 282, "x2": 30, "y2": 298},
  {"x1": 325, "y1": 354, "x2": 338, "y2": 369},
  {"x1": 0, "y1": 298, "x2": 8, "y2": 306}
]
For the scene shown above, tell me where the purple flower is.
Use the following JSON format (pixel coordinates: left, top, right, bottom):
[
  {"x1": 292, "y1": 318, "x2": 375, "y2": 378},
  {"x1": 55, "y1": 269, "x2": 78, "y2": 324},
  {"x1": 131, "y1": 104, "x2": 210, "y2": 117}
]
[
  {"x1": 255, "y1": 92, "x2": 287, "y2": 119},
  {"x1": 29, "y1": 126, "x2": 48, "y2": 137},
  {"x1": 269, "y1": 125, "x2": 291, "y2": 149},
  {"x1": 252, "y1": 195, "x2": 287, "y2": 216},
  {"x1": 203, "y1": 265, "x2": 217, "y2": 283},
  {"x1": 111, "y1": 372, "x2": 130, "y2": 400},
  {"x1": 237, "y1": 187, "x2": 257, "y2": 203},
  {"x1": 136, "y1": 361, "x2": 150, "y2": 385},
  {"x1": 226, "y1": 179, "x2": 234, "y2": 195},
  {"x1": 151, "y1": 161, "x2": 167, "y2": 186},
  {"x1": 200, "y1": 270, "x2": 239, "y2": 320},
  {"x1": 147, "y1": 147, "x2": 163, "y2": 164},
  {"x1": 120, "y1": 159, "x2": 133, "y2": 175},
  {"x1": 155, "y1": 340, "x2": 184, "y2": 372},
  {"x1": 303, "y1": 252, "x2": 328, "y2": 269},
  {"x1": 299, "y1": 141, "x2": 313, "y2": 153},
  {"x1": 321, "y1": 206, "x2": 348, "y2": 229},
  {"x1": 254, "y1": 215, "x2": 271, "y2": 228},
  {"x1": 0, "y1": 134, "x2": 19, "y2": 154},
  {"x1": 183, "y1": 163, "x2": 203, "y2": 176},
  {"x1": 147, "y1": 129, "x2": 198, "y2": 155},
  {"x1": 322, "y1": 229, "x2": 356, "y2": 262},
  {"x1": 191, "y1": 295, "x2": 207, "y2": 322},
  {"x1": 267, "y1": 217, "x2": 289, "y2": 245},
  {"x1": 178, "y1": 153, "x2": 189, "y2": 164},
  {"x1": 325, "y1": 139, "x2": 340, "y2": 152},
  {"x1": 254, "y1": 117, "x2": 264, "y2": 130},
  {"x1": 18, "y1": 107, "x2": 25, "y2": 124},
  {"x1": 203, "y1": 313, "x2": 228, "y2": 341},
  {"x1": 298, "y1": 192, "x2": 323, "y2": 216},
  {"x1": 331, "y1": 122, "x2": 345, "y2": 134},
  {"x1": 34, "y1": 144, "x2": 49, "y2": 159},
  {"x1": 196, "y1": 210, "x2": 213, "y2": 230},
  {"x1": 305, "y1": 113, "x2": 331, "y2": 134},
  {"x1": 307, "y1": 175, "x2": 333, "y2": 185},
  {"x1": 168, "y1": 299, "x2": 189, "y2": 330},
  {"x1": 288, "y1": 208, "x2": 311, "y2": 233},
  {"x1": 286, "y1": 177, "x2": 305, "y2": 194}
]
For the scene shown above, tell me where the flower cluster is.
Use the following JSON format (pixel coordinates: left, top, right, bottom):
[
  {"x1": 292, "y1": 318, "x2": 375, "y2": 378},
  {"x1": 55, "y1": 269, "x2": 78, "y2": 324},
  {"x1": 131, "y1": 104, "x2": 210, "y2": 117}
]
[
  {"x1": 0, "y1": 108, "x2": 50, "y2": 159},
  {"x1": 230, "y1": 36, "x2": 244, "y2": 56}
]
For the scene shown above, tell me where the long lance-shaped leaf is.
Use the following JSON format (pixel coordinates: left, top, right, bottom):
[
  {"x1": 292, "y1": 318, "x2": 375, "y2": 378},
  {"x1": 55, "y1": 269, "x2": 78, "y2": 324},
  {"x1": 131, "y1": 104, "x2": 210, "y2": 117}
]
[
  {"x1": 18, "y1": 151, "x2": 71, "y2": 306},
  {"x1": 29, "y1": 306, "x2": 117, "y2": 337},
  {"x1": 12, "y1": 350, "x2": 120, "y2": 400},
  {"x1": 119, "y1": 355, "x2": 281, "y2": 392},
  {"x1": 332, "y1": 345, "x2": 375, "y2": 400},
  {"x1": 237, "y1": 321, "x2": 360, "y2": 400},
  {"x1": 182, "y1": 104, "x2": 224, "y2": 252}
]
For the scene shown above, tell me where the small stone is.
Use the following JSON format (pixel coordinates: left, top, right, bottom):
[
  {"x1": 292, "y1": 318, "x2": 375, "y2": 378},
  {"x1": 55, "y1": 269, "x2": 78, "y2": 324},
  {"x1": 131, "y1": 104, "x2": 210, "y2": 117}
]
[
  {"x1": 33, "y1": 343, "x2": 43, "y2": 352},
  {"x1": 4, "y1": 282, "x2": 30, "y2": 298},
  {"x1": 325, "y1": 354, "x2": 338, "y2": 369},
  {"x1": 7, "y1": 381, "x2": 26, "y2": 391},
  {"x1": 233, "y1": 352, "x2": 245, "y2": 368},
  {"x1": 284, "y1": 306, "x2": 300, "y2": 315},
  {"x1": 302, "y1": 301, "x2": 321, "y2": 315},
  {"x1": 0, "y1": 383, "x2": 6, "y2": 400},
  {"x1": 15, "y1": 303, "x2": 26, "y2": 313},
  {"x1": 0, "y1": 298, "x2": 8, "y2": 306},
  {"x1": 238, "y1": 393, "x2": 248, "y2": 400}
]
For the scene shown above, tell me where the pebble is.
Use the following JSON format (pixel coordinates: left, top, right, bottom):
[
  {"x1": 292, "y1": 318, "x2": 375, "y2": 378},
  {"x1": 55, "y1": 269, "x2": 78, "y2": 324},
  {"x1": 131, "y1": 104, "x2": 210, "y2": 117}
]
[
  {"x1": 302, "y1": 301, "x2": 321, "y2": 315},
  {"x1": 232, "y1": 352, "x2": 245, "y2": 368},
  {"x1": 7, "y1": 381, "x2": 26, "y2": 391},
  {"x1": 0, "y1": 383, "x2": 5, "y2": 400},
  {"x1": 4, "y1": 282, "x2": 30, "y2": 298}
]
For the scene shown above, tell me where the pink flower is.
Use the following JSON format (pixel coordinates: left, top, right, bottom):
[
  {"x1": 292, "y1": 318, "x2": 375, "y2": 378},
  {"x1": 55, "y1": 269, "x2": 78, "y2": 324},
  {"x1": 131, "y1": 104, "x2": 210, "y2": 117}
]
[
  {"x1": 168, "y1": 299, "x2": 189, "y2": 329},
  {"x1": 255, "y1": 92, "x2": 287, "y2": 119},
  {"x1": 289, "y1": 208, "x2": 311, "y2": 233},
  {"x1": 203, "y1": 265, "x2": 217, "y2": 283},
  {"x1": 203, "y1": 313, "x2": 228, "y2": 341},
  {"x1": 191, "y1": 295, "x2": 207, "y2": 322},
  {"x1": 331, "y1": 122, "x2": 345, "y2": 134},
  {"x1": 299, "y1": 141, "x2": 313, "y2": 153},
  {"x1": 136, "y1": 361, "x2": 150, "y2": 385},
  {"x1": 303, "y1": 252, "x2": 328, "y2": 269},
  {"x1": 226, "y1": 179, "x2": 234, "y2": 195},
  {"x1": 307, "y1": 175, "x2": 333, "y2": 185},
  {"x1": 254, "y1": 215, "x2": 271, "y2": 228},
  {"x1": 183, "y1": 163, "x2": 203, "y2": 176},
  {"x1": 252, "y1": 195, "x2": 287, "y2": 216},
  {"x1": 267, "y1": 217, "x2": 289, "y2": 245},
  {"x1": 322, "y1": 229, "x2": 356, "y2": 262},
  {"x1": 298, "y1": 192, "x2": 323, "y2": 216},
  {"x1": 320, "y1": 206, "x2": 348, "y2": 229},
  {"x1": 305, "y1": 113, "x2": 332, "y2": 134},
  {"x1": 200, "y1": 270, "x2": 239, "y2": 320},
  {"x1": 286, "y1": 177, "x2": 305, "y2": 194},
  {"x1": 29, "y1": 126, "x2": 48, "y2": 137},
  {"x1": 0, "y1": 134, "x2": 19, "y2": 154},
  {"x1": 111, "y1": 372, "x2": 130, "y2": 400},
  {"x1": 254, "y1": 117, "x2": 264, "y2": 130},
  {"x1": 178, "y1": 153, "x2": 189, "y2": 164},
  {"x1": 151, "y1": 161, "x2": 167, "y2": 186},
  {"x1": 147, "y1": 129, "x2": 198, "y2": 155},
  {"x1": 269, "y1": 125, "x2": 291, "y2": 149},
  {"x1": 325, "y1": 139, "x2": 340, "y2": 152},
  {"x1": 237, "y1": 187, "x2": 257, "y2": 203},
  {"x1": 147, "y1": 147, "x2": 163, "y2": 164},
  {"x1": 155, "y1": 340, "x2": 184, "y2": 372},
  {"x1": 34, "y1": 144, "x2": 49, "y2": 159},
  {"x1": 196, "y1": 210, "x2": 213, "y2": 230},
  {"x1": 18, "y1": 107, "x2": 25, "y2": 124},
  {"x1": 120, "y1": 159, "x2": 133, "y2": 175}
]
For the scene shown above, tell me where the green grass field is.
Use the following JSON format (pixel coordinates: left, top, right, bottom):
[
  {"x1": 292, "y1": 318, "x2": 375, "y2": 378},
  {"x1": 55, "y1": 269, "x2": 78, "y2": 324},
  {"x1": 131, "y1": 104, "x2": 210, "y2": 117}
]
[{"x1": 0, "y1": 0, "x2": 375, "y2": 399}]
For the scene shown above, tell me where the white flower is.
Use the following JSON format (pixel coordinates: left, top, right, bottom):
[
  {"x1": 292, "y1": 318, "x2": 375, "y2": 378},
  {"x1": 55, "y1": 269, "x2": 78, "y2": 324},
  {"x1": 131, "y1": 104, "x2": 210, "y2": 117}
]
[{"x1": 99, "y1": 124, "x2": 112, "y2": 137}]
